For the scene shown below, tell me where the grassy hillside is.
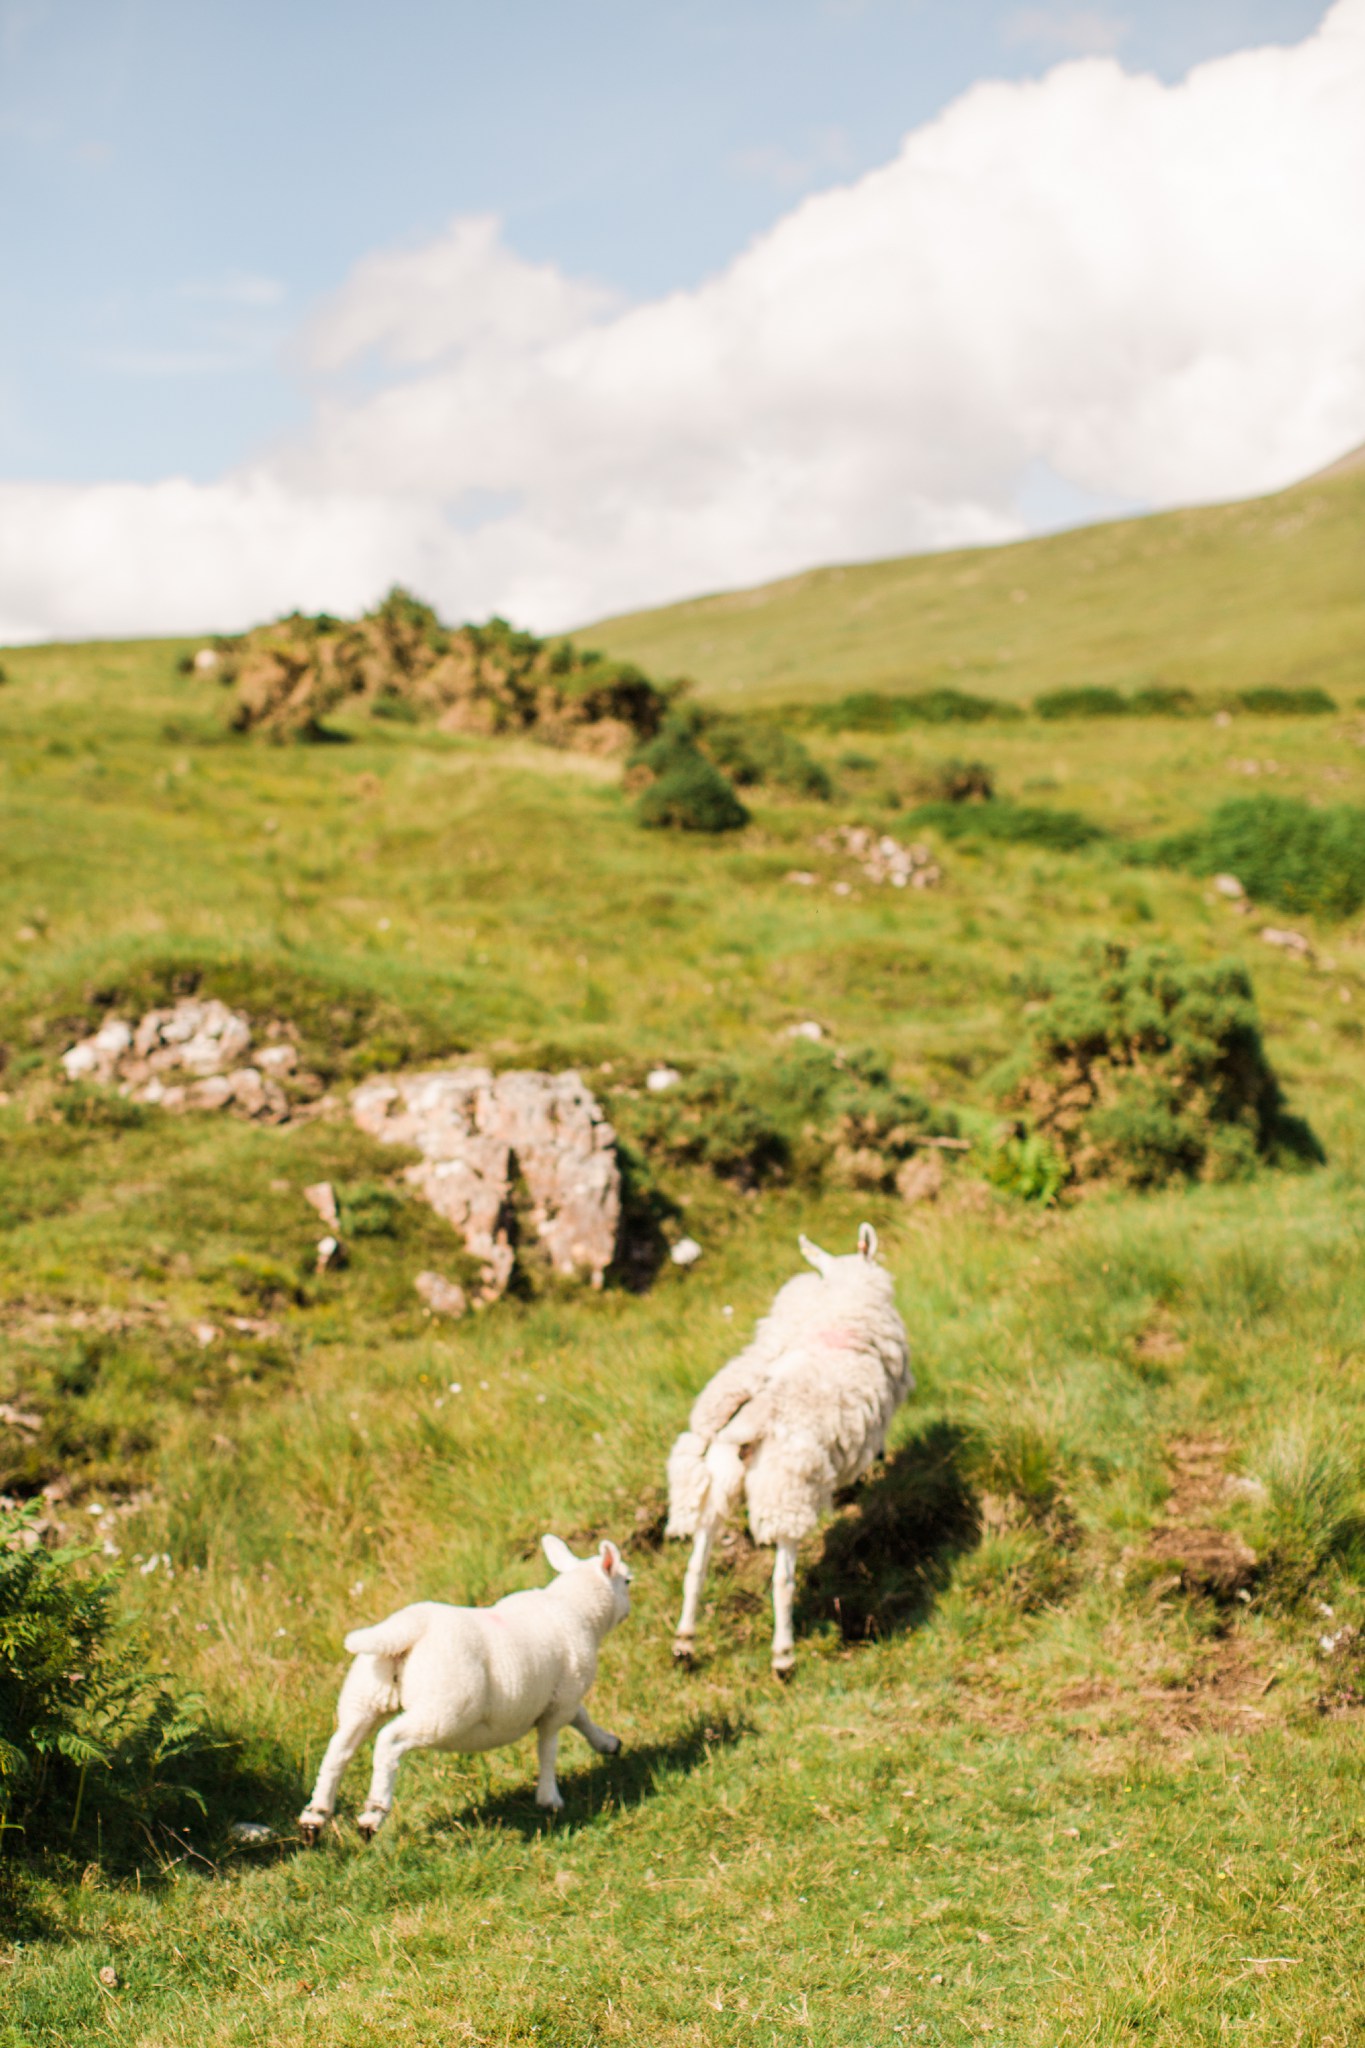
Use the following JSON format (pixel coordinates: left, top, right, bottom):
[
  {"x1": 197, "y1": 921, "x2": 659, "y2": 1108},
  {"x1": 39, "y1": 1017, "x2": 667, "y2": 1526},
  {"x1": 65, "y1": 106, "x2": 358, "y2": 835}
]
[
  {"x1": 585, "y1": 469, "x2": 1365, "y2": 709},
  {"x1": 1, "y1": 584, "x2": 1365, "y2": 2044}
]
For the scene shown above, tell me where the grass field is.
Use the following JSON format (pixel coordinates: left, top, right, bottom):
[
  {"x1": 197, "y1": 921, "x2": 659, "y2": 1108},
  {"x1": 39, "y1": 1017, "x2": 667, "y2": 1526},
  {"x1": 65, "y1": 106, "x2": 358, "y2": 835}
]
[
  {"x1": 586, "y1": 468, "x2": 1365, "y2": 710},
  {"x1": 2, "y1": 476, "x2": 1365, "y2": 2045}
]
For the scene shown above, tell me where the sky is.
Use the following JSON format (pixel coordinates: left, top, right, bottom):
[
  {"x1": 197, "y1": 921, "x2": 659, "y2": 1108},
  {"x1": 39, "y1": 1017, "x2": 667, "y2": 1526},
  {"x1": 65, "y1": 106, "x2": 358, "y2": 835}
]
[{"x1": 1, "y1": 0, "x2": 1361, "y2": 641}]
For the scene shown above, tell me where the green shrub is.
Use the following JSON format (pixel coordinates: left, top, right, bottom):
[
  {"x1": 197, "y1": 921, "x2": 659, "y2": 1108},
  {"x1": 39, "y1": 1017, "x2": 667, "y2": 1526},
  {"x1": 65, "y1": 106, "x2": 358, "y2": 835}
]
[
  {"x1": 918, "y1": 758, "x2": 994, "y2": 804},
  {"x1": 985, "y1": 1128, "x2": 1067, "y2": 1204},
  {"x1": 702, "y1": 716, "x2": 831, "y2": 799},
  {"x1": 336, "y1": 1181, "x2": 402, "y2": 1238},
  {"x1": 617, "y1": 1042, "x2": 956, "y2": 1190},
  {"x1": 1145, "y1": 795, "x2": 1365, "y2": 921},
  {"x1": 995, "y1": 942, "x2": 1322, "y2": 1188},
  {"x1": 806, "y1": 688, "x2": 1018, "y2": 732},
  {"x1": 1034, "y1": 686, "x2": 1129, "y2": 719},
  {"x1": 1130, "y1": 685, "x2": 1198, "y2": 715},
  {"x1": 910, "y1": 799, "x2": 1105, "y2": 852},
  {"x1": 1236, "y1": 686, "x2": 1336, "y2": 715},
  {"x1": 632, "y1": 727, "x2": 749, "y2": 834},
  {"x1": 0, "y1": 1504, "x2": 210, "y2": 1859}
]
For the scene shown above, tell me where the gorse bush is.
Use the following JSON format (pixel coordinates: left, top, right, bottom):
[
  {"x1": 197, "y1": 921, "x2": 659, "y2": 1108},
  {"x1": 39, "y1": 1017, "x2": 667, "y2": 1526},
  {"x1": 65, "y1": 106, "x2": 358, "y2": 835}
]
[
  {"x1": 910, "y1": 799, "x2": 1105, "y2": 853},
  {"x1": 616, "y1": 1042, "x2": 957, "y2": 1190},
  {"x1": 917, "y1": 758, "x2": 995, "y2": 804},
  {"x1": 995, "y1": 943, "x2": 1322, "y2": 1188},
  {"x1": 802, "y1": 688, "x2": 1020, "y2": 732},
  {"x1": 1145, "y1": 795, "x2": 1365, "y2": 921},
  {"x1": 1034, "y1": 686, "x2": 1130, "y2": 720},
  {"x1": 0, "y1": 1504, "x2": 209, "y2": 1860},
  {"x1": 1236, "y1": 686, "x2": 1336, "y2": 715},
  {"x1": 701, "y1": 716, "x2": 831, "y2": 799},
  {"x1": 631, "y1": 725, "x2": 749, "y2": 833}
]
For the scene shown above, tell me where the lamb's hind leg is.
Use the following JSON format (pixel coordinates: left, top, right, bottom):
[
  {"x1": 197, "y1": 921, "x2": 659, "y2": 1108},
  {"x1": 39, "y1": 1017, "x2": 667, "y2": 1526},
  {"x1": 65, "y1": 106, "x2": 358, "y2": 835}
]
[
  {"x1": 571, "y1": 1703, "x2": 621, "y2": 1755},
  {"x1": 673, "y1": 1518, "x2": 717, "y2": 1663},
  {"x1": 770, "y1": 1537, "x2": 799, "y2": 1679},
  {"x1": 356, "y1": 1712, "x2": 424, "y2": 1840},
  {"x1": 298, "y1": 1694, "x2": 387, "y2": 1844}
]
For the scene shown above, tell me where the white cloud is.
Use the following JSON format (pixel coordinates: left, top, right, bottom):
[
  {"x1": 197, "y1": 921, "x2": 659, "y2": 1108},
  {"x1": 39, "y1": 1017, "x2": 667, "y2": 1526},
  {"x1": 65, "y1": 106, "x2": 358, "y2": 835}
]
[{"x1": 2, "y1": 0, "x2": 1363, "y2": 643}]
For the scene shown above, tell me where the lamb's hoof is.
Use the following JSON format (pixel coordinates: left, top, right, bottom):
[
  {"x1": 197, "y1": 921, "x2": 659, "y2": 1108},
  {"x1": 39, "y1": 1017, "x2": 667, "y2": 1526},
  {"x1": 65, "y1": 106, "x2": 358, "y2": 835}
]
[
  {"x1": 604, "y1": 1735, "x2": 622, "y2": 1756},
  {"x1": 771, "y1": 1652, "x2": 797, "y2": 1682},
  {"x1": 536, "y1": 1793, "x2": 565, "y2": 1814},
  {"x1": 355, "y1": 1806, "x2": 388, "y2": 1841},
  {"x1": 297, "y1": 1811, "x2": 327, "y2": 1846},
  {"x1": 672, "y1": 1636, "x2": 696, "y2": 1666}
]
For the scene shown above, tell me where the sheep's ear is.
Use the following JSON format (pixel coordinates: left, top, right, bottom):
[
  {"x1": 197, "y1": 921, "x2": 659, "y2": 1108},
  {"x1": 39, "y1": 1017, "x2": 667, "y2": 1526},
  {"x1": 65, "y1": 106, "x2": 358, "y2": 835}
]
[
  {"x1": 599, "y1": 1540, "x2": 622, "y2": 1576},
  {"x1": 541, "y1": 1535, "x2": 579, "y2": 1574},
  {"x1": 858, "y1": 1222, "x2": 878, "y2": 1260},
  {"x1": 799, "y1": 1234, "x2": 834, "y2": 1276}
]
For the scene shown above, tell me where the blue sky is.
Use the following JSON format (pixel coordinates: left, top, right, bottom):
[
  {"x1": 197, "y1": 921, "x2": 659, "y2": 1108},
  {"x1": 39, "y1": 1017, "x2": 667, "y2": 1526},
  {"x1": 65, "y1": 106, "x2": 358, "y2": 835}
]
[
  {"x1": 1, "y1": 0, "x2": 1359, "y2": 640},
  {"x1": 1, "y1": 0, "x2": 1332, "y2": 484}
]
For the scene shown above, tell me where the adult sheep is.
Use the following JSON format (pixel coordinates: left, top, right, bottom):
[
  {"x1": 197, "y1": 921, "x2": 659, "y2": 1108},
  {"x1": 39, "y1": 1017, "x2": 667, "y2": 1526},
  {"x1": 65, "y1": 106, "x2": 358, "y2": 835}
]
[
  {"x1": 666, "y1": 1224, "x2": 910, "y2": 1676},
  {"x1": 299, "y1": 1534, "x2": 631, "y2": 1843}
]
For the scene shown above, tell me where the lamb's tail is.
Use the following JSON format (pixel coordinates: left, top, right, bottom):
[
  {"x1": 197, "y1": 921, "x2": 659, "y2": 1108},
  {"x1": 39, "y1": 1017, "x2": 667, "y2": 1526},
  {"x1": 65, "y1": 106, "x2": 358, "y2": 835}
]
[
  {"x1": 344, "y1": 1605, "x2": 429, "y2": 1661},
  {"x1": 665, "y1": 1431, "x2": 746, "y2": 1539}
]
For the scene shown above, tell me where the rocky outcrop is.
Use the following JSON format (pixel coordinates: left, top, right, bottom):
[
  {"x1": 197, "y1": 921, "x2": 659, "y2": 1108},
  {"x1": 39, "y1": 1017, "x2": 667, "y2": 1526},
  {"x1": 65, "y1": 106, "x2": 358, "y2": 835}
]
[
  {"x1": 60, "y1": 999, "x2": 318, "y2": 1122},
  {"x1": 351, "y1": 1069, "x2": 620, "y2": 1301}
]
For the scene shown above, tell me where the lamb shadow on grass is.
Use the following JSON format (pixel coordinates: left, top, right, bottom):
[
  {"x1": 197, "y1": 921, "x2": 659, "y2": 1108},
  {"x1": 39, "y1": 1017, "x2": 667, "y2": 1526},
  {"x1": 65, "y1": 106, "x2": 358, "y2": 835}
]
[
  {"x1": 797, "y1": 1420, "x2": 980, "y2": 1644},
  {"x1": 415, "y1": 1714, "x2": 751, "y2": 1845}
]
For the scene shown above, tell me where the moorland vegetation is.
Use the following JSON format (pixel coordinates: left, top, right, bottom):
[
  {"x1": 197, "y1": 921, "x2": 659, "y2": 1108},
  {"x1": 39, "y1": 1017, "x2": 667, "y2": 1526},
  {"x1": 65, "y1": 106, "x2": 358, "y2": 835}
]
[{"x1": 0, "y1": 461, "x2": 1364, "y2": 2043}]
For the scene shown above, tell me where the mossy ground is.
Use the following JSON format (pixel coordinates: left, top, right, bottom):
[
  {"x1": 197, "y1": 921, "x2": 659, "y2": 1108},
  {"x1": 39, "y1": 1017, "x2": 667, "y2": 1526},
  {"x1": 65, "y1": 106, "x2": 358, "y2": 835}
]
[{"x1": 1, "y1": 551, "x2": 1365, "y2": 2043}]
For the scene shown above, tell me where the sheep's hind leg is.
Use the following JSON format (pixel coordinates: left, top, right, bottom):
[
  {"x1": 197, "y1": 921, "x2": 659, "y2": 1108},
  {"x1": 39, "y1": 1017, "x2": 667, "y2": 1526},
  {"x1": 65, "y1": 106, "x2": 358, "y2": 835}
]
[
  {"x1": 298, "y1": 1699, "x2": 387, "y2": 1845},
  {"x1": 674, "y1": 1519, "x2": 717, "y2": 1663},
  {"x1": 571, "y1": 1703, "x2": 621, "y2": 1755},
  {"x1": 356, "y1": 1712, "x2": 423, "y2": 1840},
  {"x1": 770, "y1": 1537, "x2": 799, "y2": 1679}
]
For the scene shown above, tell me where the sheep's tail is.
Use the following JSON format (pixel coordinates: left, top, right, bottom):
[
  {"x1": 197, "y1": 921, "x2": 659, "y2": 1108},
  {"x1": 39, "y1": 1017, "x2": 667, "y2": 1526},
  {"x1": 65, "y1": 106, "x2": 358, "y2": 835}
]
[
  {"x1": 665, "y1": 1431, "x2": 746, "y2": 1539},
  {"x1": 344, "y1": 1607, "x2": 428, "y2": 1660}
]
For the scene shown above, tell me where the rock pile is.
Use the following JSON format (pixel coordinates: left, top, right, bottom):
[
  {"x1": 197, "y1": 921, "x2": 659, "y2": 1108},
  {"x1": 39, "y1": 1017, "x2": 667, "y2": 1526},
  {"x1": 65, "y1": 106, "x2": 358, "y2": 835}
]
[
  {"x1": 351, "y1": 1068, "x2": 621, "y2": 1303},
  {"x1": 61, "y1": 999, "x2": 318, "y2": 1122},
  {"x1": 816, "y1": 825, "x2": 941, "y2": 889}
]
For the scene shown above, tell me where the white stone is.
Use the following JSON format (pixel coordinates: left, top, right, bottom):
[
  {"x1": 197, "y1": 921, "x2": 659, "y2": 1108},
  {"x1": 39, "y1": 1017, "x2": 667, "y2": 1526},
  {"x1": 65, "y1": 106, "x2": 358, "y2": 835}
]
[{"x1": 671, "y1": 1237, "x2": 703, "y2": 1267}]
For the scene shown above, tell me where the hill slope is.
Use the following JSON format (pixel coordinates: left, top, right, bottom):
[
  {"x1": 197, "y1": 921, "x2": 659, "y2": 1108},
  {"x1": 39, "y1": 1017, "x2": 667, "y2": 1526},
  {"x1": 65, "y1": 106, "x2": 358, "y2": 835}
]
[{"x1": 584, "y1": 467, "x2": 1365, "y2": 708}]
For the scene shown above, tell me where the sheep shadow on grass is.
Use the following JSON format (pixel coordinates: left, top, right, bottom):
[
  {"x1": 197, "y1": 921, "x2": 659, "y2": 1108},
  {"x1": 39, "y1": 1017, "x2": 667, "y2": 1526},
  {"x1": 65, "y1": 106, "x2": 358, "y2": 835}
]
[
  {"x1": 796, "y1": 1419, "x2": 980, "y2": 1644},
  {"x1": 415, "y1": 1713, "x2": 750, "y2": 1845}
]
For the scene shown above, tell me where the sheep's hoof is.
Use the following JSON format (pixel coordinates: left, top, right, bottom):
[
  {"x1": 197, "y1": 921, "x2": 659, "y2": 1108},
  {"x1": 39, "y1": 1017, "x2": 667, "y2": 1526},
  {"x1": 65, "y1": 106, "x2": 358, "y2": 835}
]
[
  {"x1": 355, "y1": 1806, "x2": 388, "y2": 1840},
  {"x1": 771, "y1": 1652, "x2": 797, "y2": 1681},
  {"x1": 672, "y1": 1636, "x2": 696, "y2": 1666},
  {"x1": 297, "y1": 1811, "x2": 327, "y2": 1846},
  {"x1": 536, "y1": 1792, "x2": 565, "y2": 1813},
  {"x1": 604, "y1": 1735, "x2": 622, "y2": 1756}
]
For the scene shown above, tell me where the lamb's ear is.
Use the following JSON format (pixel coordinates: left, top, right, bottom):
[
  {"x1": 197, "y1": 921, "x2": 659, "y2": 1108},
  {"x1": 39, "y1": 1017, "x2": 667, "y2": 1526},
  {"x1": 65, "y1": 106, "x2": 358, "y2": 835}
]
[
  {"x1": 599, "y1": 1540, "x2": 622, "y2": 1576},
  {"x1": 799, "y1": 1234, "x2": 834, "y2": 1277},
  {"x1": 541, "y1": 1534, "x2": 579, "y2": 1574},
  {"x1": 858, "y1": 1222, "x2": 878, "y2": 1260}
]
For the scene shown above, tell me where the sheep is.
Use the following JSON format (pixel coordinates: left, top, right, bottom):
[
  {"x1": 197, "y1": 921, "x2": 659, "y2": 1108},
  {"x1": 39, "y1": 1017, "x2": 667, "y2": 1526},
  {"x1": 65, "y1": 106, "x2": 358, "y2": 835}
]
[
  {"x1": 298, "y1": 1535, "x2": 632, "y2": 1843},
  {"x1": 666, "y1": 1223, "x2": 911, "y2": 1677}
]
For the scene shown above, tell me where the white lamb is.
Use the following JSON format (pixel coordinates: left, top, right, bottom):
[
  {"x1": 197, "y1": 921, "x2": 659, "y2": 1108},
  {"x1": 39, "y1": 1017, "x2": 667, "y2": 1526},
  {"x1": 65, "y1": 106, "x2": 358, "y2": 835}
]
[
  {"x1": 666, "y1": 1223, "x2": 911, "y2": 1676},
  {"x1": 298, "y1": 1535, "x2": 631, "y2": 1843}
]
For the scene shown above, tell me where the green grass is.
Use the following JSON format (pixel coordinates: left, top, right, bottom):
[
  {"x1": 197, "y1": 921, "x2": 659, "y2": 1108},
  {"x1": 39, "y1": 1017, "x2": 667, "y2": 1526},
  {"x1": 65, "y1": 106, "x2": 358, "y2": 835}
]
[
  {"x1": 585, "y1": 467, "x2": 1365, "y2": 709},
  {"x1": 2, "y1": 477, "x2": 1365, "y2": 2042}
]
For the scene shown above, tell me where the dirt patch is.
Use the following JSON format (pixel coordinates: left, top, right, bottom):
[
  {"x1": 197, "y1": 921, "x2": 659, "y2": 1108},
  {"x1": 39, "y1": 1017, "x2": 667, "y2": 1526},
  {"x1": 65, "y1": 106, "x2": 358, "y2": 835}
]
[{"x1": 1146, "y1": 1436, "x2": 1259, "y2": 1602}]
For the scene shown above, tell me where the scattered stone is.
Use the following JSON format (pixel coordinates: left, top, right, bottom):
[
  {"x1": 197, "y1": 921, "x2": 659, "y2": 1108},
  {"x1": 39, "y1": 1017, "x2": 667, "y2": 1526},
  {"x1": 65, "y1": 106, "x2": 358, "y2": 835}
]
[
  {"x1": 59, "y1": 999, "x2": 318, "y2": 1123},
  {"x1": 784, "y1": 1020, "x2": 824, "y2": 1043},
  {"x1": 352, "y1": 1069, "x2": 620, "y2": 1302},
  {"x1": 1261, "y1": 927, "x2": 1312, "y2": 958},
  {"x1": 303, "y1": 1182, "x2": 341, "y2": 1231},
  {"x1": 670, "y1": 1237, "x2": 703, "y2": 1267},
  {"x1": 785, "y1": 870, "x2": 817, "y2": 886},
  {"x1": 315, "y1": 1235, "x2": 345, "y2": 1273},
  {"x1": 414, "y1": 1271, "x2": 468, "y2": 1319},
  {"x1": 645, "y1": 1066, "x2": 681, "y2": 1093},
  {"x1": 227, "y1": 1821, "x2": 274, "y2": 1845},
  {"x1": 1212, "y1": 873, "x2": 1245, "y2": 899},
  {"x1": 192, "y1": 647, "x2": 222, "y2": 674},
  {"x1": 98, "y1": 1966, "x2": 120, "y2": 1989},
  {"x1": 0, "y1": 1401, "x2": 41, "y2": 1434},
  {"x1": 191, "y1": 1323, "x2": 220, "y2": 1349},
  {"x1": 816, "y1": 825, "x2": 941, "y2": 890}
]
